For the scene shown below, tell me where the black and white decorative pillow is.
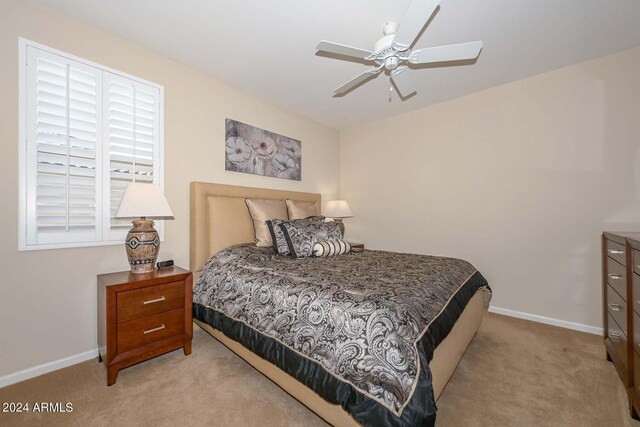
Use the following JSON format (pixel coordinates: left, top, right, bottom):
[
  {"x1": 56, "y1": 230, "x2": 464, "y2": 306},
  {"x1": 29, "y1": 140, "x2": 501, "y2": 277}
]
[
  {"x1": 312, "y1": 240, "x2": 351, "y2": 257},
  {"x1": 278, "y1": 221, "x2": 343, "y2": 258},
  {"x1": 266, "y1": 216, "x2": 325, "y2": 256}
]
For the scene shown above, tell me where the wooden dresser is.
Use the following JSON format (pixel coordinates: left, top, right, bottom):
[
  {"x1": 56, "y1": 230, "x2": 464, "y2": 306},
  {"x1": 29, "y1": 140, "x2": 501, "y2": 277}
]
[
  {"x1": 602, "y1": 232, "x2": 640, "y2": 419},
  {"x1": 98, "y1": 266, "x2": 193, "y2": 385}
]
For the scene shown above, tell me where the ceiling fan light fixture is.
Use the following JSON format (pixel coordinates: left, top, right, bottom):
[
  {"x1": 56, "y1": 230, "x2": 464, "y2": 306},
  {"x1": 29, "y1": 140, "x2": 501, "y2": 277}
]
[
  {"x1": 384, "y1": 56, "x2": 399, "y2": 71},
  {"x1": 316, "y1": 0, "x2": 483, "y2": 98}
]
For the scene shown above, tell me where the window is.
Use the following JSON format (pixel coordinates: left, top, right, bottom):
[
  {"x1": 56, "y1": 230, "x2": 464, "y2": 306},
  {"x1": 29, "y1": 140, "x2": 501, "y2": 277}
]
[{"x1": 19, "y1": 39, "x2": 164, "y2": 250}]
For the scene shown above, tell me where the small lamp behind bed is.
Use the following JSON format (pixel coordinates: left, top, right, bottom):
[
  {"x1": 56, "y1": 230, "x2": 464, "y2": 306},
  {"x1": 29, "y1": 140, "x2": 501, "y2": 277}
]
[
  {"x1": 115, "y1": 183, "x2": 174, "y2": 274},
  {"x1": 325, "y1": 200, "x2": 353, "y2": 236}
]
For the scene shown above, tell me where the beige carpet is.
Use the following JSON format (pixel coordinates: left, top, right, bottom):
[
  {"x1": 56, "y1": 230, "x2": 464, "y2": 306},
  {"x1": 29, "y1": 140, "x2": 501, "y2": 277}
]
[{"x1": 0, "y1": 313, "x2": 637, "y2": 427}]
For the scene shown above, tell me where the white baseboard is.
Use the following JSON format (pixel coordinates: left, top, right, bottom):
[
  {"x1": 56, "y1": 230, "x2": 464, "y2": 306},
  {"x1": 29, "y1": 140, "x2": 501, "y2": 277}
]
[
  {"x1": 0, "y1": 348, "x2": 98, "y2": 389},
  {"x1": 489, "y1": 305, "x2": 603, "y2": 335}
]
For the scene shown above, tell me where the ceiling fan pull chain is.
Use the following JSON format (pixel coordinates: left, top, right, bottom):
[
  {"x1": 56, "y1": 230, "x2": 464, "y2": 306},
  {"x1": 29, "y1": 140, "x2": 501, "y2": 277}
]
[{"x1": 389, "y1": 85, "x2": 393, "y2": 102}]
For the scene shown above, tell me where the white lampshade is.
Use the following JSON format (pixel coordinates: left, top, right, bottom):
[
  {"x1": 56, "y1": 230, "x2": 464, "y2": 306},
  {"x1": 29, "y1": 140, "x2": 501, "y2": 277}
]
[
  {"x1": 325, "y1": 200, "x2": 353, "y2": 218},
  {"x1": 115, "y1": 183, "x2": 174, "y2": 219}
]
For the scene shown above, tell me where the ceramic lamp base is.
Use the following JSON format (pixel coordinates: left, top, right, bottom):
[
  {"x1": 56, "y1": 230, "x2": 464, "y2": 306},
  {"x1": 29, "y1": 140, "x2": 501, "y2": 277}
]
[{"x1": 125, "y1": 218, "x2": 160, "y2": 274}]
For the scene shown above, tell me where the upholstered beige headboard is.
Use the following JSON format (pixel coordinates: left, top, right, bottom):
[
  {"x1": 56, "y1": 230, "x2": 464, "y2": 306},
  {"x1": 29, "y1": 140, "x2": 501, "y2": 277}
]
[{"x1": 190, "y1": 182, "x2": 321, "y2": 272}]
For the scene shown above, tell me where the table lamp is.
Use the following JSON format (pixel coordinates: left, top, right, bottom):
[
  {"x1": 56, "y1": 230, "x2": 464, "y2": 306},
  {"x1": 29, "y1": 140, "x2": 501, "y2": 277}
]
[
  {"x1": 325, "y1": 200, "x2": 353, "y2": 236},
  {"x1": 115, "y1": 183, "x2": 174, "y2": 274}
]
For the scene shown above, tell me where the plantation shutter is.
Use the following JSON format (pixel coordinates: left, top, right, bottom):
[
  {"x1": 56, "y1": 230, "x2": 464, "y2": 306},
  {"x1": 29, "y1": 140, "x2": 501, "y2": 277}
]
[
  {"x1": 25, "y1": 46, "x2": 103, "y2": 246},
  {"x1": 21, "y1": 41, "x2": 164, "y2": 251},
  {"x1": 103, "y1": 72, "x2": 161, "y2": 241}
]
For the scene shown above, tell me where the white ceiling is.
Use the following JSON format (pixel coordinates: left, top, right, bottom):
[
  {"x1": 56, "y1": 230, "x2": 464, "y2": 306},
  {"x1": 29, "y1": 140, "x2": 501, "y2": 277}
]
[{"x1": 35, "y1": 0, "x2": 640, "y2": 129}]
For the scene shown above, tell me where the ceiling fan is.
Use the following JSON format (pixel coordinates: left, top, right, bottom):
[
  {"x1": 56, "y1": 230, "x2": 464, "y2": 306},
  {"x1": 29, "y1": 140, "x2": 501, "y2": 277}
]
[{"x1": 315, "y1": 0, "x2": 483, "y2": 98}]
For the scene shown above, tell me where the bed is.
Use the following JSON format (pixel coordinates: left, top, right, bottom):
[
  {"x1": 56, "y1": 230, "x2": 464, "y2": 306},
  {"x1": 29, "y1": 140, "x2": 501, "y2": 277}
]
[{"x1": 189, "y1": 182, "x2": 491, "y2": 426}]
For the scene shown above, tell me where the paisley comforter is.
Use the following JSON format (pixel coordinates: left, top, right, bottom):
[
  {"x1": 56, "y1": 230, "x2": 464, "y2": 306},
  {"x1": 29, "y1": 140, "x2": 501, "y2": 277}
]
[{"x1": 193, "y1": 244, "x2": 490, "y2": 426}]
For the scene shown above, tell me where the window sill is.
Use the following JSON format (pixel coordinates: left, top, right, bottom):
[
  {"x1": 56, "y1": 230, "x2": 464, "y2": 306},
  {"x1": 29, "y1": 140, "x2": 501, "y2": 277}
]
[{"x1": 19, "y1": 239, "x2": 124, "y2": 252}]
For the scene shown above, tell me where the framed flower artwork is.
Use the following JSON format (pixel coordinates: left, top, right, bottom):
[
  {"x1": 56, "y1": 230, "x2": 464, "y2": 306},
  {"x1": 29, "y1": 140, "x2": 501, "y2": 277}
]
[{"x1": 225, "y1": 119, "x2": 302, "y2": 181}]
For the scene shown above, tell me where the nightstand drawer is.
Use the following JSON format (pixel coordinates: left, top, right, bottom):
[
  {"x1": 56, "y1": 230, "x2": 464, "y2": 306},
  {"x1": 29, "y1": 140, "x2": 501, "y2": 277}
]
[
  {"x1": 117, "y1": 281, "x2": 184, "y2": 322},
  {"x1": 634, "y1": 250, "x2": 640, "y2": 276},
  {"x1": 607, "y1": 256, "x2": 627, "y2": 300},
  {"x1": 606, "y1": 239, "x2": 626, "y2": 266},
  {"x1": 117, "y1": 308, "x2": 185, "y2": 353}
]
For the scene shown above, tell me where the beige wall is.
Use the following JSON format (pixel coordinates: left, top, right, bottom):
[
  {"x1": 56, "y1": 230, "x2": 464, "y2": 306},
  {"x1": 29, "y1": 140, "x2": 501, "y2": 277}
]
[
  {"x1": 340, "y1": 47, "x2": 640, "y2": 330},
  {"x1": 0, "y1": 0, "x2": 339, "y2": 379}
]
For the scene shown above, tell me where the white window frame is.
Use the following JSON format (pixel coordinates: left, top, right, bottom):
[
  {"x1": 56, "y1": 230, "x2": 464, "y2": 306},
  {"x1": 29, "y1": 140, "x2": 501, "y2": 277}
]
[{"x1": 18, "y1": 38, "x2": 165, "y2": 251}]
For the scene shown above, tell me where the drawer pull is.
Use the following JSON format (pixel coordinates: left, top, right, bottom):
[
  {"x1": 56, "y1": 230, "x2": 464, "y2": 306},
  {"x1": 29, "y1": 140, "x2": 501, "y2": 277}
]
[
  {"x1": 608, "y1": 249, "x2": 624, "y2": 255},
  {"x1": 608, "y1": 303, "x2": 623, "y2": 312},
  {"x1": 143, "y1": 324, "x2": 165, "y2": 334},
  {"x1": 608, "y1": 273, "x2": 622, "y2": 280},
  {"x1": 610, "y1": 332, "x2": 622, "y2": 343},
  {"x1": 143, "y1": 296, "x2": 166, "y2": 305}
]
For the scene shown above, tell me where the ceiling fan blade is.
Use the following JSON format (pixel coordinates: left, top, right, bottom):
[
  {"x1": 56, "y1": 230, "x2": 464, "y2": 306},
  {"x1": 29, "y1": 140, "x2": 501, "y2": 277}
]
[
  {"x1": 409, "y1": 41, "x2": 483, "y2": 64},
  {"x1": 391, "y1": 66, "x2": 416, "y2": 98},
  {"x1": 333, "y1": 67, "x2": 382, "y2": 95},
  {"x1": 316, "y1": 40, "x2": 374, "y2": 60},
  {"x1": 392, "y1": 0, "x2": 440, "y2": 51}
]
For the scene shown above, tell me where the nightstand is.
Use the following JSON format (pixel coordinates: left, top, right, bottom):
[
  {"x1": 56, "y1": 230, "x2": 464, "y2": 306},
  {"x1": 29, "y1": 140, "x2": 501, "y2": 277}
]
[
  {"x1": 97, "y1": 266, "x2": 193, "y2": 386},
  {"x1": 350, "y1": 243, "x2": 365, "y2": 250}
]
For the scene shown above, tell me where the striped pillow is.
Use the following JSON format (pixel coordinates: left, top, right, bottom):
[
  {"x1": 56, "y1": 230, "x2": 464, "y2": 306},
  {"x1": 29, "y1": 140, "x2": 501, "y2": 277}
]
[{"x1": 312, "y1": 240, "x2": 351, "y2": 257}]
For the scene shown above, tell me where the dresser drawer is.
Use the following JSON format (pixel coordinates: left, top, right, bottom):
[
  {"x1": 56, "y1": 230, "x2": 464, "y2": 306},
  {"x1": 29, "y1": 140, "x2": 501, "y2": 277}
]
[
  {"x1": 117, "y1": 281, "x2": 184, "y2": 322},
  {"x1": 608, "y1": 285, "x2": 627, "y2": 336},
  {"x1": 634, "y1": 250, "x2": 640, "y2": 276},
  {"x1": 635, "y1": 352, "x2": 640, "y2": 396},
  {"x1": 607, "y1": 256, "x2": 627, "y2": 299},
  {"x1": 117, "y1": 308, "x2": 185, "y2": 353},
  {"x1": 606, "y1": 239, "x2": 627, "y2": 266},
  {"x1": 608, "y1": 313, "x2": 628, "y2": 370},
  {"x1": 634, "y1": 312, "x2": 640, "y2": 357},
  {"x1": 633, "y1": 273, "x2": 640, "y2": 316}
]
